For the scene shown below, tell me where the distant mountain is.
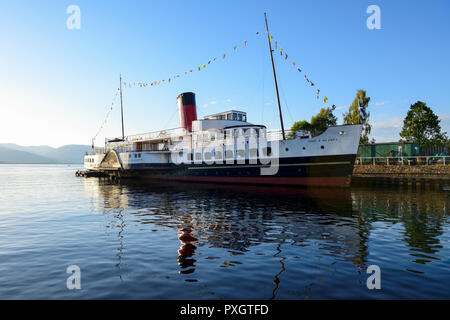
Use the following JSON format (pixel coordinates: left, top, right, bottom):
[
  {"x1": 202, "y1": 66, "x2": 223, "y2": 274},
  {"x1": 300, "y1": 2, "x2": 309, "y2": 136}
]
[
  {"x1": 0, "y1": 146, "x2": 58, "y2": 164},
  {"x1": 0, "y1": 143, "x2": 55, "y2": 157},
  {"x1": 44, "y1": 145, "x2": 93, "y2": 164},
  {"x1": 0, "y1": 144, "x2": 93, "y2": 164}
]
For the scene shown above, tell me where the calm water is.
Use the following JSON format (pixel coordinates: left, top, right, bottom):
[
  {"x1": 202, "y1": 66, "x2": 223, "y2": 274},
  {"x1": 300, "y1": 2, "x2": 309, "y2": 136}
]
[{"x1": 0, "y1": 164, "x2": 449, "y2": 299}]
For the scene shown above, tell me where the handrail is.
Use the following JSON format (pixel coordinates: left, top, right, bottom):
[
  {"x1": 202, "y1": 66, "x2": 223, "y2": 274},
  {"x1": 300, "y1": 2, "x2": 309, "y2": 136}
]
[
  {"x1": 356, "y1": 156, "x2": 449, "y2": 165},
  {"x1": 106, "y1": 127, "x2": 182, "y2": 143}
]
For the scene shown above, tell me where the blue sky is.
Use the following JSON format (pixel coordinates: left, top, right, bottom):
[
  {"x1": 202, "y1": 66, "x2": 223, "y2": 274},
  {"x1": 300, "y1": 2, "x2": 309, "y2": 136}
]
[{"x1": 1, "y1": 0, "x2": 449, "y2": 147}]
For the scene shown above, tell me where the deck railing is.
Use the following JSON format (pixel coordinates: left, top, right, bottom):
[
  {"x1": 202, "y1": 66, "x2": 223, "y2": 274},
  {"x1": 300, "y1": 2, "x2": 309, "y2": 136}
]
[
  {"x1": 106, "y1": 127, "x2": 182, "y2": 144},
  {"x1": 356, "y1": 156, "x2": 449, "y2": 165}
]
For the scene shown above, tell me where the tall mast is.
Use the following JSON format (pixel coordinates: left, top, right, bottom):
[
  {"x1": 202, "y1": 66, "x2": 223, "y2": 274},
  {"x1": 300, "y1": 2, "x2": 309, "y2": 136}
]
[
  {"x1": 119, "y1": 73, "x2": 125, "y2": 140},
  {"x1": 264, "y1": 12, "x2": 286, "y2": 140}
]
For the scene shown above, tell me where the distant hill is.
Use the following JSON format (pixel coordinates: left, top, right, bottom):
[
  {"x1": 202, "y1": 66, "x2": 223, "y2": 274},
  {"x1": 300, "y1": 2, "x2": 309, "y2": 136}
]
[
  {"x1": 0, "y1": 144, "x2": 93, "y2": 164},
  {"x1": 0, "y1": 146, "x2": 58, "y2": 164},
  {"x1": 44, "y1": 145, "x2": 93, "y2": 164}
]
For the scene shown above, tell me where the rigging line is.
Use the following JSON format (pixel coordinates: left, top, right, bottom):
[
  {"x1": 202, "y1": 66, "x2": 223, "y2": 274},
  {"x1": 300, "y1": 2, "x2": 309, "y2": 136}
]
[
  {"x1": 93, "y1": 88, "x2": 121, "y2": 141},
  {"x1": 125, "y1": 31, "x2": 263, "y2": 88},
  {"x1": 160, "y1": 107, "x2": 179, "y2": 131},
  {"x1": 275, "y1": 67, "x2": 295, "y2": 125},
  {"x1": 260, "y1": 33, "x2": 266, "y2": 124}
]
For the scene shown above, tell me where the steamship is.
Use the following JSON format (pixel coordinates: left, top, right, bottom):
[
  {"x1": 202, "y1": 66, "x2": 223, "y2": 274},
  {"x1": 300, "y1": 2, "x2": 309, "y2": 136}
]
[
  {"x1": 84, "y1": 92, "x2": 362, "y2": 187},
  {"x1": 83, "y1": 14, "x2": 363, "y2": 187}
]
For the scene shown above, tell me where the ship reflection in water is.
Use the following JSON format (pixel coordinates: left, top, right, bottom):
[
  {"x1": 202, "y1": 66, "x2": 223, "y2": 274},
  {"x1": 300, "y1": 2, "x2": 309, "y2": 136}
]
[{"x1": 82, "y1": 178, "x2": 449, "y2": 299}]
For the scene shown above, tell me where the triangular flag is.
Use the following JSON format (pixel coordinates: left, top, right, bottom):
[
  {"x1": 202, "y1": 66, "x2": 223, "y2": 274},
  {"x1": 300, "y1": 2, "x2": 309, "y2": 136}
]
[
  {"x1": 292, "y1": 60, "x2": 295, "y2": 66},
  {"x1": 285, "y1": 53, "x2": 288, "y2": 60},
  {"x1": 244, "y1": 40, "x2": 247, "y2": 47},
  {"x1": 223, "y1": 53, "x2": 226, "y2": 59},
  {"x1": 233, "y1": 45, "x2": 237, "y2": 50},
  {"x1": 275, "y1": 41, "x2": 277, "y2": 50},
  {"x1": 324, "y1": 96, "x2": 328, "y2": 104}
]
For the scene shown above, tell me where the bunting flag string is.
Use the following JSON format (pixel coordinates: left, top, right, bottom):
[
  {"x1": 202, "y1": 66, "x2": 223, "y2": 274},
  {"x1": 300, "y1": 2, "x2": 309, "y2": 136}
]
[
  {"x1": 92, "y1": 87, "x2": 121, "y2": 145},
  {"x1": 270, "y1": 36, "x2": 334, "y2": 108},
  {"x1": 123, "y1": 33, "x2": 263, "y2": 90},
  {"x1": 121, "y1": 31, "x2": 337, "y2": 115}
]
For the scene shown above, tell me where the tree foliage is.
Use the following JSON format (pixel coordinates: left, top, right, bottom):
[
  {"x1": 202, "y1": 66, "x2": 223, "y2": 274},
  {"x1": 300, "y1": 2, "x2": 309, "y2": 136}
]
[
  {"x1": 399, "y1": 101, "x2": 447, "y2": 146},
  {"x1": 289, "y1": 107, "x2": 337, "y2": 138},
  {"x1": 343, "y1": 89, "x2": 371, "y2": 144}
]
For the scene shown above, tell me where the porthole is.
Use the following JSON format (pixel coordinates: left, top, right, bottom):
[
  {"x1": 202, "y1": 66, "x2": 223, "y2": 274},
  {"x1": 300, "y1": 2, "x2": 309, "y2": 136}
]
[
  {"x1": 321, "y1": 145, "x2": 325, "y2": 149},
  {"x1": 302, "y1": 147, "x2": 306, "y2": 150},
  {"x1": 285, "y1": 148, "x2": 289, "y2": 152}
]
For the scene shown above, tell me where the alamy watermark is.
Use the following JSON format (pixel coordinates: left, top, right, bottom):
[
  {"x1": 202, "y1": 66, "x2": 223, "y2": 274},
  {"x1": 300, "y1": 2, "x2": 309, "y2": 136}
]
[
  {"x1": 366, "y1": 265, "x2": 381, "y2": 290},
  {"x1": 170, "y1": 128, "x2": 280, "y2": 176},
  {"x1": 366, "y1": 5, "x2": 381, "y2": 30},
  {"x1": 66, "y1": 5, "x2": 81, "y2": 30},
  {"x1": 66, "y1": 265, "x2": 81, "y2": 290}
]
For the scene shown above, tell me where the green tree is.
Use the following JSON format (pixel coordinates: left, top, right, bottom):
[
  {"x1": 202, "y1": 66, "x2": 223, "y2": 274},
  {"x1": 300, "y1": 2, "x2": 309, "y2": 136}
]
[
  {"x1": 343, "y1": 89, "x2": 371, "y2": 144},
  {"x1": 289, "y1": 107, "x2": 337, "y2": 138},
  {"x1": 399, "y1": 101, "x2": 447, "y2": 146}
]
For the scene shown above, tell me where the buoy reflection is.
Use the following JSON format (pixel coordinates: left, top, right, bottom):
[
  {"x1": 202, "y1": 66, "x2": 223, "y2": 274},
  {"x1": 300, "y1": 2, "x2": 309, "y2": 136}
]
[{"x1": 177, "y1": 227, "x2": 197, "y2": 274}]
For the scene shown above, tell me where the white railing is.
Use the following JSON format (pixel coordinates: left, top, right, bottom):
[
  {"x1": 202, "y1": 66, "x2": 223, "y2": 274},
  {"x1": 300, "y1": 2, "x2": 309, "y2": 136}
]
[
  {"x1": 119, "y1": 127, "x2": 182, "y2": 142},
  {"x1": 356, "y1": 156, "x2": 449, "y2": 165},
  {"x1": 266, "y1": 129, "x2": 307, "y2": 141},
  {"x1": 85, "y1": 148, "x2": 105, "y2": 155}
]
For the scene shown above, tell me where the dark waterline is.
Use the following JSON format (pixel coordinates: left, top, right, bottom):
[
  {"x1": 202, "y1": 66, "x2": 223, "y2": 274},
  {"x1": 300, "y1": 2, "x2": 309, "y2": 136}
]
[{"x1": 0, "y1": 164, "x2": 449, "y2": 299}]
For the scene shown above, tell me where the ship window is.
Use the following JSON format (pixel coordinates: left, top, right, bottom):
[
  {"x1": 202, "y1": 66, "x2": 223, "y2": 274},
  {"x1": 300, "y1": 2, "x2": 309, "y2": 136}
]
[
  {"x1": 179, "y1": 151, "x2": 183, "y2": 157},
  {"x1": 187, "y1": 153, "x2": 193, "y2": 161},
  {"x1": 237, "y1": 113, "x2": 242, "y2": 121},
  {"x1": 232, "y1": 113, "x2": 237, "y2": 120},
  {"x1": 237, "y1": 149, "x2": 245, "y2": 158},
  {"x1": 226, "y1": 150, "x2": 233, "y2": 159},
  {"x1": 227, "y1": 113, "x2": 232, "y2": 120},
  {"x1": 243, "y1": 114, "x2": 247, "y2": 122},
  {"x1": 215, "y1": 151, "x2": 222, "y2": 159},
  {"x1": 195, "y1": 153, "x2": 202, "y2": 160},
  {"x1": 321, "y1": 145, "x2": 325, "y2": 149},
  {"x1": 210, "y1": 134, "x2": 215, "y2": 141},
  {"x1": 250, "y1": 149, "x2": 258, "y2": 157},
  {"x1": 204, "y1": 152, "x2": 212, "y2": 160}
]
